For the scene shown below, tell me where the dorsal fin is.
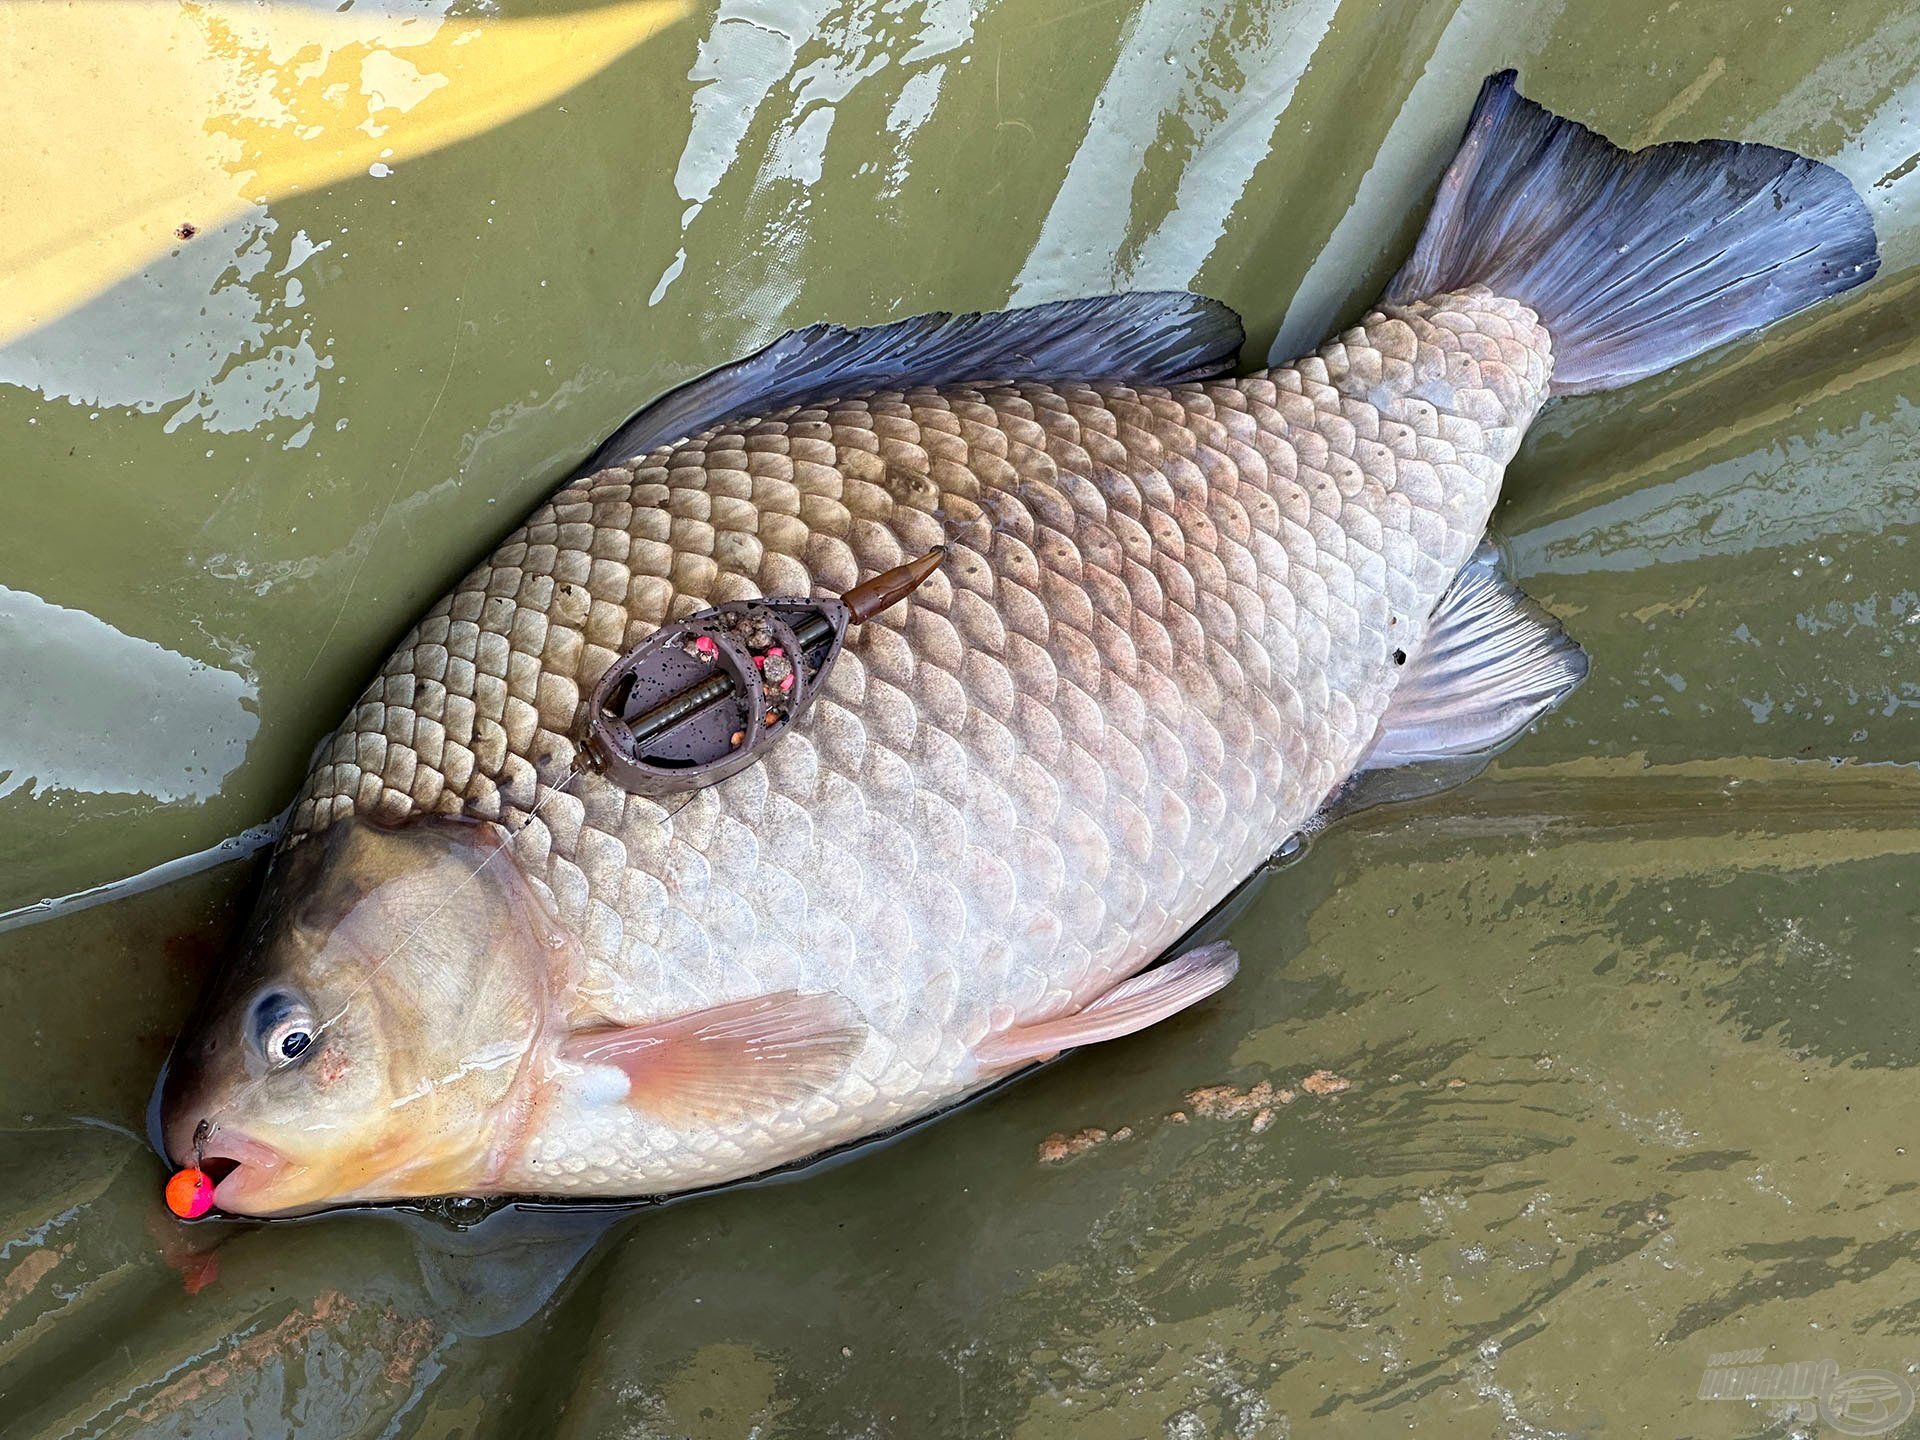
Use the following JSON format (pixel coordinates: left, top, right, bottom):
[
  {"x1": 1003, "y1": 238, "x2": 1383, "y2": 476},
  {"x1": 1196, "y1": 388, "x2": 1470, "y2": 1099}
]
[{"x1": 577, "y1": 292, "x2": 1245, "y2": 474}]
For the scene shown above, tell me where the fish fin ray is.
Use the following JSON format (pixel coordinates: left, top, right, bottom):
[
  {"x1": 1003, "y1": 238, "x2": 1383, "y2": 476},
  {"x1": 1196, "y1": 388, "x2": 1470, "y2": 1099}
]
[
  {"x1": 1363, "y1": 546, "x2": 1587, "y2": 770},
  {"x1": 1386, "y1": 70, "x2": 1878, "y2": 394},
  {"x1": 578, "y1": 293, "x2": 1244, "y2": 472},
  {"x1": 975, "y1": 942, "x2": 1239, "y2": 1068},
  {"x1": 562, "y1": 991, "x2": 865, "y2": 1124}
]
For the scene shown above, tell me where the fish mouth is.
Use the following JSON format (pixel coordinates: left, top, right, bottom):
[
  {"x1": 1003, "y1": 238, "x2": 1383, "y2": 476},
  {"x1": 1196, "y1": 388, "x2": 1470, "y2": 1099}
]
[{"x1": 198, "y1": 1130, "x2": 288, "y2": 1213}]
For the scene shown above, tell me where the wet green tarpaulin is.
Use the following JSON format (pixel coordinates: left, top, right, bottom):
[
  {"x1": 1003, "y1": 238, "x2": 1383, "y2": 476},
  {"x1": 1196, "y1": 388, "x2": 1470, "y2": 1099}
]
[{"x1": 2, "y1": 1, "x2": 1918, "y2": 1434}]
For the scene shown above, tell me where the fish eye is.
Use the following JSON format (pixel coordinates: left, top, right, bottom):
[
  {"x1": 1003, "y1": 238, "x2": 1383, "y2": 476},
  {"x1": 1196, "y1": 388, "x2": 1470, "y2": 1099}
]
[{"x1": 248, "y1": 989, "x2": 317, "y2": 1068}]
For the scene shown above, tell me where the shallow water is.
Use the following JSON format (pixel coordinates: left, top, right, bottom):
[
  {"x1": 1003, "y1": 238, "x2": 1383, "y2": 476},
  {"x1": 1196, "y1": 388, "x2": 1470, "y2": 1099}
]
[{"x1": 4, "y1": 0, "x2": 1920, "y2": 1434}]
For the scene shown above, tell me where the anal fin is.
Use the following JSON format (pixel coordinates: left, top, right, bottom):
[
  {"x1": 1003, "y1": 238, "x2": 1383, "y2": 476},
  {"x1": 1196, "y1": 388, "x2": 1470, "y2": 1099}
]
[
  {"x1": 975, "y1": 942, "x2": 1240, "y2": 1069},
  {"x1": 1327, "y1": 548, "x2": 1586, "y2": 818},
  {"x1": 563, "y1": 992, "x2": 866, "y2": 1125},
  {"x1": 1367, "y1": 549, "x2": 1587, "y2": 768}
]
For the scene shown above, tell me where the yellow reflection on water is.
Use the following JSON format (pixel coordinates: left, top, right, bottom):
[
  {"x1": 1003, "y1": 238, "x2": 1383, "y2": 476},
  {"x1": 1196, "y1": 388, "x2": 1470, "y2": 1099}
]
[{"x1": 0, "y1": 0, "x2": 686, "y2": 346}]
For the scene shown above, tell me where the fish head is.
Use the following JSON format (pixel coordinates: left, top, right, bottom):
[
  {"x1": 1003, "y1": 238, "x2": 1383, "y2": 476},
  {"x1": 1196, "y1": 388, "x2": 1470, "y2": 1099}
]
[{"x1": 160, "y1": 814, "x2": 575, "y2": 1216}]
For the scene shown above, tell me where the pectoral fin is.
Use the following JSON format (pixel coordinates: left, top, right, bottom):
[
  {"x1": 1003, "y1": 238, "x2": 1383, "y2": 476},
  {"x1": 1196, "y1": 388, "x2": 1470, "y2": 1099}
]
[
  {"x1": 975, "y1": 941, "x2": 1240, "y2": 1068},
  {"x1": 563, "y1": 992, "x2": 866, "y2": 1124}
]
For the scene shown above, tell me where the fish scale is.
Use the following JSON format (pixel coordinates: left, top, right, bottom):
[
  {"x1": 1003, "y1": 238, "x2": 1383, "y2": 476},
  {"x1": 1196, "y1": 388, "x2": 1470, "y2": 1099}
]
[{"x1": 285, "y1": 291, "x2": 1552, "y2": 1192}]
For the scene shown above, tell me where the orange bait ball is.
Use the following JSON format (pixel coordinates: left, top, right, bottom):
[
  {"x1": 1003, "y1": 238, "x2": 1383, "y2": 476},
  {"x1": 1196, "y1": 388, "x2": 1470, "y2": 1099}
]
[{"x1": 165, "y1": 1167, "x2": 215, "y2": 1219}]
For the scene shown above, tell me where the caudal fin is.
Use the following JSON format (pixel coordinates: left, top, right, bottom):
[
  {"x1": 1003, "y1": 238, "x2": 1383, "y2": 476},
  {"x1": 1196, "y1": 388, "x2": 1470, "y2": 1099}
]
[{"x1": 1385, "y1": 71, "x2": 1878, "y2": 395}]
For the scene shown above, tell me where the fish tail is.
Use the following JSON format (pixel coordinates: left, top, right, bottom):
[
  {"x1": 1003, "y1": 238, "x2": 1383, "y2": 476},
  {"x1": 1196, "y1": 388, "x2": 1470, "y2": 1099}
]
[{"x1": 1385, "y1": 71, "x2": 1879, "y2": 396}]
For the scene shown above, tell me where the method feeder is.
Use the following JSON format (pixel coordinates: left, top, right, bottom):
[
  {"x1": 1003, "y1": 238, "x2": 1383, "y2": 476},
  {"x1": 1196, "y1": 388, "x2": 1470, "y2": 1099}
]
[{"x1": 578, "y1": 547, "x2": 947, "y2": 796}]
